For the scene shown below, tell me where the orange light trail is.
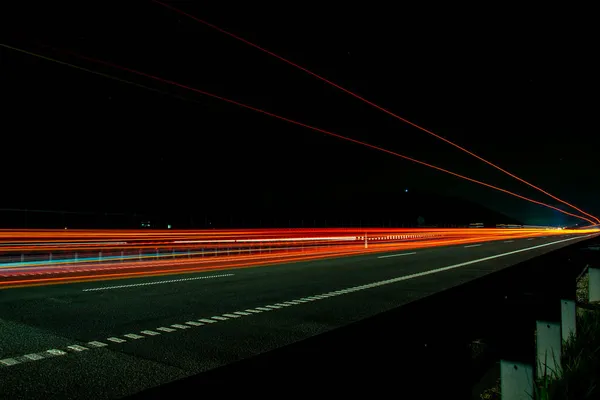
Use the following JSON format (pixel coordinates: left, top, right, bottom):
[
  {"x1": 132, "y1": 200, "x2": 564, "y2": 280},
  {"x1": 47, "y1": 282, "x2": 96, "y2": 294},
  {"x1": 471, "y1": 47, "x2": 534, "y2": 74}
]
[
  {"x1": 1, "y1": 227, "x2": 597, "y2": 288},
  {"x1": 151, "y1": 1, "x2": 600, "y2": 225}
]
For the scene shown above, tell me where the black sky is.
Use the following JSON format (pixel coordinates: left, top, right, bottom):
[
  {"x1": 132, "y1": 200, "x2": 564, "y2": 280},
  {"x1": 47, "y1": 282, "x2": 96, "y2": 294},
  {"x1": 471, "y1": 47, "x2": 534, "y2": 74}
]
[{"x1": 1, "y1": 2, "x2": 598, "y2": 226}]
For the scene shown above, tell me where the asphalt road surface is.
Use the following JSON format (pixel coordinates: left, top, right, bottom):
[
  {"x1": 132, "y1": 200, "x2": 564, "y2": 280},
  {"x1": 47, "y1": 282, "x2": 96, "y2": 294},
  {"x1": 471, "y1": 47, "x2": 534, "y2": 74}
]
[{"x1": 0, "y1": 233, "x2": 597, "y2": 399}]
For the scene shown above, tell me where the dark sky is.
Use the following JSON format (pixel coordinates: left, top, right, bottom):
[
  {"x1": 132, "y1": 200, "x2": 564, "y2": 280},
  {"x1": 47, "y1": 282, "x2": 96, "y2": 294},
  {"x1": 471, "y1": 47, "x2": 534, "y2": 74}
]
[{"x1": 1, "y1": 2, "x2": 598, "y2": 225}]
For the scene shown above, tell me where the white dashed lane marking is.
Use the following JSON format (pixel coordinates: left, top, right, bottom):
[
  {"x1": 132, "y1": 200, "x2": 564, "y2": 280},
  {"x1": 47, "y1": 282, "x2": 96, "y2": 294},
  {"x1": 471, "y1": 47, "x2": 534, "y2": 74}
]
[
  {"x1": 377, "y1": 252, "x2": 417, "y2": 259},
  {"x1": 81, "y1": 273, "x2": 234, "y2": 292},
  {"x1": 1, "y1": 236, "x2": 586, "y2": 369},
  {"x1": 234, "y1": 311, "x2": 251, "y2": 316},
  {"x1": 23, "y1": 354, "x2": 44, "y2": 361},
  {"x1": 87, "y1": 341, "x2": 108, "y2": 348},
  {"x1": 107, "y1": 337, "x2": 127, "y2": 343},
  {"x1": 123, "y1": 334, "x2": 144, "y2": 339},
  {"x1": 67, "y1": 345, "x2": 88, "y2": 352},
  {"x1": 46, "y1": 349, "x2": 67, "y2": 356},
  {"x1": 464, "y1": 244, "x2": 482, "y2": 248}
]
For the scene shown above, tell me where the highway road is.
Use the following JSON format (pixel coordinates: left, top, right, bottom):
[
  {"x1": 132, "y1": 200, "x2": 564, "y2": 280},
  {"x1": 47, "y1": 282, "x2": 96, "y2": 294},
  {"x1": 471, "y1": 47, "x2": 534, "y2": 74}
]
[{"x1": 0, "y1": 232, "x2": 598, "y2": 399}]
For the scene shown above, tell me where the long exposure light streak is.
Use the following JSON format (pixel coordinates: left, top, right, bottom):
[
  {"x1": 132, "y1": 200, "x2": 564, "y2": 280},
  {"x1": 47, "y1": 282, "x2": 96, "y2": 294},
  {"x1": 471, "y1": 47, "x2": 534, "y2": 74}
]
[
  {"x1": 151, "y1": 1, "x2": 600, "y2": 225},
  {"x1": 0, "y1": 44, "x2": 202, "y2": 106},
  {"x1": 1, "y1": 227, "x2": 597, "y2": 288},
  {"x1": 52, "y1": 49, "x2": 597, "y2": 225},
  {"x1": 2, "y1": 43, "x2": 594, "y2": 224}
]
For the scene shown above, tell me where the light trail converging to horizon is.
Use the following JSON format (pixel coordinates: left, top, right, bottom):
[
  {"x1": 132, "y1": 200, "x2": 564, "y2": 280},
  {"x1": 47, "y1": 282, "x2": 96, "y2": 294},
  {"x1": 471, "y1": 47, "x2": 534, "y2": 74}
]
[
  {"x1": 1, "y1": 43, "x2": 593, "y2": 225},
  {"x1": 0, "y1": 227, "x2": 596, "y2": 288},
  {"x1": 151, "y1": 0, "x2": 600, "y2": 225}
]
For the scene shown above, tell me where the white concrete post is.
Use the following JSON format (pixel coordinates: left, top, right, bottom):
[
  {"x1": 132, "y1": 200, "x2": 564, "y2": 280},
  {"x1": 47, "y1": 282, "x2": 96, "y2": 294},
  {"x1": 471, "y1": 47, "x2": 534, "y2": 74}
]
[
  {"x1": 121, "y1": 250, "x2": 124, "y2": 262},
  {"x1": 500, "y1": 360, "x2": 534, "y2": 400},
  {"x1": 536, "y1": 321, "x2": 562, "y2": 379},
  {"x1": 560, "y1": 299, "x2": 576, "y2": 342}
]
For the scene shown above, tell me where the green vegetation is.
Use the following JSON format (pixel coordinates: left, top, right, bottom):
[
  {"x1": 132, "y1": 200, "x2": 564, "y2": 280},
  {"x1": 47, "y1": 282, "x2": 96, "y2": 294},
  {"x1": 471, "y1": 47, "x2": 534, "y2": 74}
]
[
  {"x1": 479, "y1": 271, "x2": 599, "y2": 399},
  {"x1": 533, "y1": 308, "x2": 600, "y2": 399}
]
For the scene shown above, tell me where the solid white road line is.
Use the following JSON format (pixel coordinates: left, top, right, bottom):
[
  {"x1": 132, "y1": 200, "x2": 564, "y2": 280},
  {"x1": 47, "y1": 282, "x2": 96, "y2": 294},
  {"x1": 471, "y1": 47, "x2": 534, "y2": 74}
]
[
  {"x1": 464, "y1": 244, "x2": 482, "y2": 248},
  {"x1": 82, "y1": 273, "x2": 234, "y2": 292},
  {"x1": 377, "y1": 252, "x2": 417, "y2": 259}
]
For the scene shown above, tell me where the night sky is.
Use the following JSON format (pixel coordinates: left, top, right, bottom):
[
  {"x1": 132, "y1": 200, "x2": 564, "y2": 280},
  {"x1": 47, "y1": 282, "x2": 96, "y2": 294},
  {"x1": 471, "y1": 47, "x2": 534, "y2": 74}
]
[{"x1": 2, "y1": 3, "x2": 598, "y2": 226}]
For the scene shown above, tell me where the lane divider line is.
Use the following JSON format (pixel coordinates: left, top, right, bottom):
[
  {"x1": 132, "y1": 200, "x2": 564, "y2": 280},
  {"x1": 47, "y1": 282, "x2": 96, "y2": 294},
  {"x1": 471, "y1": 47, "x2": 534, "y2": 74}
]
[
  {"x1": 1, "y1": 235, "x2": 590, "y2": 369},
  {"x1": 464, "y1": 244, "x2": 482, "y2": 248},
  {"x1": 377, "y1": 252, "x2": 417, "y2": 259},
  {"x1": 81, "y1": 273, "x2": 234, "y2": 292}
]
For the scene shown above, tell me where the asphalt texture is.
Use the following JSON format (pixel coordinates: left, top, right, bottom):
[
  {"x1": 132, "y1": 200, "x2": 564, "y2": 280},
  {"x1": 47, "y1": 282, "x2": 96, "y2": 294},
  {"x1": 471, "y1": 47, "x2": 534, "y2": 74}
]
[{"x1": 0, "y1": 233, "x2": 597, "y2": 399}]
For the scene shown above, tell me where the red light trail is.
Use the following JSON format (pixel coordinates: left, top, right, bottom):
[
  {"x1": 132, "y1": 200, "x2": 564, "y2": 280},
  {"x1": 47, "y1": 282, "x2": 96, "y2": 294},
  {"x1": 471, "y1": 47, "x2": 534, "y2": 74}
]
[
  {"x1": 1, "y1": 227, "x2": 596, "y2": 288},
  {"x1": 151, "y1": 1, "x2": 600, "y2": 225},
  {"x1": 0, "y1": 42, "x2": 594, "y2": 225},
  {"x1": 58, "y1": 48, "x2": 598, "y2": 225}
]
